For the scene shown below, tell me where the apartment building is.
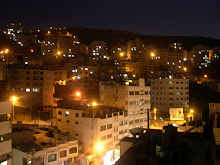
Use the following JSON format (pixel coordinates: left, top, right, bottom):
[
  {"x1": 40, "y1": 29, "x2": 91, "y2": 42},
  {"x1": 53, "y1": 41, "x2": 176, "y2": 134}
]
[
  {"x1": 127, "y1": 38, "x2": 146, "y2": 61},
  {"x1": 100, "y1": 79, "x2": 151, "y2": 111},
  {"x1": 6, "y1": 22, "x2": 22, "y2": 41},
  {"x1": 110, "y1": 46, "x2": 127, "y2": 60},
  {"x1": 77, "y1": 66, "x2": 99, "y2": 79},
  {"x1": 12, "y1": 127, "x2": 78, "y2": 165},
  {"x1": 8, "y1": 69, "x2": 54, "y2": 111},
  {"x1": 0, "y1": 102, "x2": 12, "y2": 165},
  {"x1": 151, "y1": 78, "x2": 189, "y2": 116},
  {"x1": 57, "y1": 33, "x2": 79, "y2": 55},
  {"x1": 191, "y1": 45, "x2": 211, "y2": 68},
  {"x1": 89, "y1": 41, "x2": 108, "y2": 60},
  {"x1": 157, "y1": 48, "x2": 186, "y2": 72},
  {"x1": 41, "y1": 37, "x2": 57, "y2": 56},
  {"x1": 100, "y1": 79, "x2": 151, "y2": 131},
  {"x1": 52, "y1": 106, "x2": 141, "y2": 164}
]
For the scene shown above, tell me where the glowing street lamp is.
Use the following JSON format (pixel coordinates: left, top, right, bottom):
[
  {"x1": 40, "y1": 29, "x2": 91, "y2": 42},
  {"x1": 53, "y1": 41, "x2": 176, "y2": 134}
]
[
  {"x1": 72, "y1": 76, "x2": 76, "y2": 80},
  {"x1": 96, "y1": 143, "x2": 103, "y2": 153},
  {"x1": 5, "y1": 49, "x2": 9, "y2": 53},
  {"x1": 183, "y1": 67, "x2": 187, "y2": 72},
  {"x1": 57, "y1": 51, "x2": 61, "y2": 55},
  {"x1": 92, "y1": 102, "x2": 97, "y2": 107},
  {"x1": 204, "y1": 74, "x2": 208, "y2": 78},
  {"x1": 120, "y1": 52, "x2": 124, "y2": 57},
  {"x1": 151, "y1": 52, "x2": 155, "y2": 57},
  {"x1": 76, "y1": 91, "x2": 81, "y2": 97}
]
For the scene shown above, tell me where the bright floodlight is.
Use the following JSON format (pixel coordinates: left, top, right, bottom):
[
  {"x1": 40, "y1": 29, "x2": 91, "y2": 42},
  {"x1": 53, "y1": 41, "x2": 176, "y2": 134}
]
[
  {"x1": 92, "y1": 102, "x2": 97, "y2": 106},
  {"x1": 151, "y1": 52, "x2": 155, "y2": 57},
  {"x1": 11, "y1": 96, "x2": 17, "y2": 102},
  {"x1": 76, "y1": 92, "x2": 81, "y2": 97},
  {"x1": 96, "y1": 143, "x2": 103, "y2": 152}
]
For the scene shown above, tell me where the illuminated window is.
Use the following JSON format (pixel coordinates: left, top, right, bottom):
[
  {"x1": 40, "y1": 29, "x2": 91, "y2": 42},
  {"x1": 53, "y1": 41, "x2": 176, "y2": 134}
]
[
  {"x1": 48, "y1": 154, "x2": 56, "y2": 162},
  {"x1": 26, "y1": 88, "x2": 30, "y2": 92}
]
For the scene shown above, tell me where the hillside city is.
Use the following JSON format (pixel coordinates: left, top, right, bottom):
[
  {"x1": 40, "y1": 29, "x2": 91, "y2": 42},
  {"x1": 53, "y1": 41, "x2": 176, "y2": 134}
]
[{"x1": 0, "y1": 22, "x2": 220, "y2": 165}]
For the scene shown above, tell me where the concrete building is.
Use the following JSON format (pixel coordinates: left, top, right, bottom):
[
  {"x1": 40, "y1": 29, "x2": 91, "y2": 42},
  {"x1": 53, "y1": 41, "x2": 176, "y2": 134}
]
[
  {"x1": 151, "y1": 78, "x2": 189, "y2": 116},
  {"x1": 89, "y1": 41, "x2": 107, "y2": 60},
  {"x1": 52, "y1": 106, "x2": 135, "y2": 164},
  {"x1": 157, "y1": 48, "x2": 186, "y2": 72},
  {"x1": 0, "y1": 61, "x2": 6, "y2": 81},
  {"x1": 41, "y1": 37, "x2": 57, "y2": 57},
  {"x1": 77, "y1": 66, "x2": 99, "y2": 79},
  {"x1": 57, "y1": 33, "x2": 79, "y2": 55},
  {"x1": 100, "y1": 78, "x2": 151, "y2": 115},
  {"x1": 8, "y1": 69, "x2": 54, "y2": 111},
  {"x1": 12, "y1": 127, "x2": 78, "y2": 165},
  {"x1": 6, "y1": 22, "x2": 23, "y2": 41},
  {"x1": 0, "y1": 102, "x2": 12, "y2": 165},
  {"x1": 127, "y1": 38, "x2": 146, "y2": 61},
  {"x1": 110, "y1": 46, "x2": 127, "y2": 60},
  {"x1": 192, "y1": 45, "x2": 211, "y2": 69}
]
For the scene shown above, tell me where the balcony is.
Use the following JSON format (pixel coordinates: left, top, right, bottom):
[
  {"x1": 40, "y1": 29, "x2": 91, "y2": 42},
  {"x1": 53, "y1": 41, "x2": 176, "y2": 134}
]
[
  {"x1": 0, "y1": 139, "x2": 12, "y2": 155},
  {"x1": 0, "y1": 121, "x2": 11, "y2": 135}
]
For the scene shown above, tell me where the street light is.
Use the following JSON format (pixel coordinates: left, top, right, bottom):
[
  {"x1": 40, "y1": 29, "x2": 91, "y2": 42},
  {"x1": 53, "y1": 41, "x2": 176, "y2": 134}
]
[
  {"x1": 57, "y1": 51, "x2": 61, "y2": 55},
  {"x1": 183, "y1": 67, "x2": 187, "y2": 72},
  {"x1": 92, "y1": 102, "x2": 97, "y2": 107},
  {"x1": 120, "y1": 52, "x2": 124, "y2": 57},
  {"x1": 76, "y1": 91, "x2": 81, "y2": 97},
  {"x1": 151, "y1": 52, "x2": 155, "y2": 57},
  {"x1": 4, "y1": 49, "x2": 9, "y2": 53},
  {"x1": 96, "y1": 142, "x2": 103, "y2": 152},
  {"x1": 11, "y1": 96, "x2": 17, "y2": 122},
  {"x1": 204, "y1": 74, "x2": 208, "y2": 78}
]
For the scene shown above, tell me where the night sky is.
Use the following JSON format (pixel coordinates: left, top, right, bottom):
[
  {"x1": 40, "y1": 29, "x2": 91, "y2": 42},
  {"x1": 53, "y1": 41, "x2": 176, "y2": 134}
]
[{"x1": 1, "y1": 0, "x2": 220, "y2": 39}]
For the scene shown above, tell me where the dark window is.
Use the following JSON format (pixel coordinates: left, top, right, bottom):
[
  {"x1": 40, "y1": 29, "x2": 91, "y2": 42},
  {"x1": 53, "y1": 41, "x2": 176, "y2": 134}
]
[
  {"x1": 75, "y1": 113, "x2": 79, "y2": 117},
  {"x1": 69, "y1": 147, "x2": 77, "y2": 154},
  {"x1": 60, "y1": 150, "x2": 67, "y2": 158},
  {"x1": 107, "y1": 124, "x2": 112, "y2": 129},
  {"x1": 58, "y1": 111, "x2": 62, "y2": 115}
]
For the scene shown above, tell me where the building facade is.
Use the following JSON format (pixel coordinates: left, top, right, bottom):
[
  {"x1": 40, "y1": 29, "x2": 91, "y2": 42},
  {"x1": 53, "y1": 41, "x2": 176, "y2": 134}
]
[
  {"x1": 151, "y1": 78, "x2": 189, "y2": 117},
  {"x1": 8, "y1": 69, "x2": 54, "y2": 111},
  {"x1": 0, "y1": 102, "x2": 12, "y2": 165}
]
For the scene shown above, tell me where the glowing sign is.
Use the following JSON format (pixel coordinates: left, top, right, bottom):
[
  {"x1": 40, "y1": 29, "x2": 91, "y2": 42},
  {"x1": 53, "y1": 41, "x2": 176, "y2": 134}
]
[{"x1": 169, "y1": 108, "x2": 184, "y2": 121}]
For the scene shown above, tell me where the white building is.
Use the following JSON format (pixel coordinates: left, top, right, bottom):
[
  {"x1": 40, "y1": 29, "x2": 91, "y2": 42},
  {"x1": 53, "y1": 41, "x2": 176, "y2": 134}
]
[
  {"x1": 12, "y1": 128, "x2": 78, "y2": 165},
  {"x1": 100, "y1": 78, "x2": 151, "y2": 128},
  {"x1": 52, "y1": 107, "x2": 126, "y2": 164},
  {"x1": 0, "y1": 102, "x2": 12, "y2": 165},
  {"x1": 151, "y1": 78, "x2": 189, "y2": 116}
]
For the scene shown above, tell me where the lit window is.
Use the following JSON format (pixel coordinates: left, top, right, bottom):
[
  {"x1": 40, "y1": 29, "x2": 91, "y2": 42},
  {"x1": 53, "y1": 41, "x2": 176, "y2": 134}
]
[
  {"x1": 26, "y1": 88, "x2": 30, "y2": 92},
  {"x1": 66, "y1": 111, "x2": 69, "y2": 115},
  {"x1": 48, "y1": 154, "x2": 56, "y2": 162}
]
